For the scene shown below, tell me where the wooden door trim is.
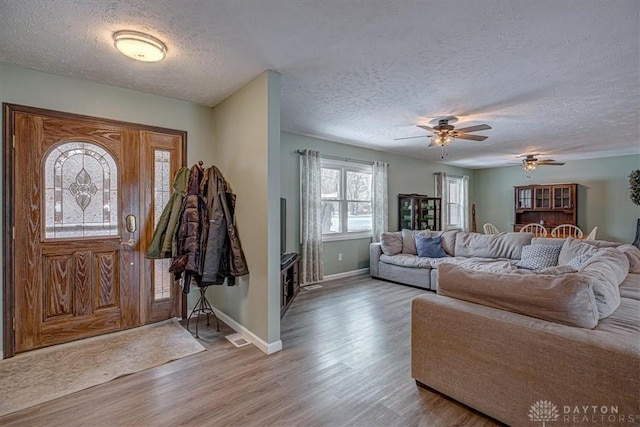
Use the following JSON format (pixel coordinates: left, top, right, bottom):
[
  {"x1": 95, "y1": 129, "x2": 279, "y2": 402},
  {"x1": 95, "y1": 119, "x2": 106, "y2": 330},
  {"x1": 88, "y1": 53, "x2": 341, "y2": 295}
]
[{"x1": 2, "y1": 103, "x2": 188, "y2": 358}]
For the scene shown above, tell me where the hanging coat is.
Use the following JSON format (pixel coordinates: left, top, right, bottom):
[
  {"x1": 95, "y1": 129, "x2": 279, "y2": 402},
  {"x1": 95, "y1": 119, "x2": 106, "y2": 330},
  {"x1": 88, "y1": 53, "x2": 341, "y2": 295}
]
[
  {"x1": 200, "y1": 165, "x2": 249, "y2": 285},
  {"x1": 169, "y1": 165, "x2": 207, "y2": 292},
  {"x1": 146, "y1": 167, "x2": 190, "y2": 259}
]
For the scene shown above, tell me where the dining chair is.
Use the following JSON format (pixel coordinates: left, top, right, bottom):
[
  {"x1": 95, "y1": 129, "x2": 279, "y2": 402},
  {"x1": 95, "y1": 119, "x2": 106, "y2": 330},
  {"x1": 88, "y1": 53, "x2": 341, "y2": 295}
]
[
  {"x1": 519, "y1": 223, "x2": 548, "y2": 237},
  {"x1": 483, "y1": 223, "x2": 500, "y2": 235},
  {"x1": 585, "y1": 226, "x2": 598, "y2": 240},
  {"x1": 551, "y1": 224, "x2": 583, "y2": 239}
]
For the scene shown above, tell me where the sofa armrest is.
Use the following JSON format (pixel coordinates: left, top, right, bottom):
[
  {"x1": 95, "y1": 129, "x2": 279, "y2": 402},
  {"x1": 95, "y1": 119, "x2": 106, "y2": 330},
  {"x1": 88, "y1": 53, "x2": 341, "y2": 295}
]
[{"x1": 370, "y1": 243, "x2": 382, "y2": 277}]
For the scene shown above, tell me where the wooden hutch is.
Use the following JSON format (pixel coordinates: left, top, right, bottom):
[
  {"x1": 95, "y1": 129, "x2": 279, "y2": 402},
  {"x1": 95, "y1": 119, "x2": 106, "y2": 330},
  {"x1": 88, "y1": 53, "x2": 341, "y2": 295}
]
[{"x1": 513, "y1": 183, "x2": 578, "y2": 231}]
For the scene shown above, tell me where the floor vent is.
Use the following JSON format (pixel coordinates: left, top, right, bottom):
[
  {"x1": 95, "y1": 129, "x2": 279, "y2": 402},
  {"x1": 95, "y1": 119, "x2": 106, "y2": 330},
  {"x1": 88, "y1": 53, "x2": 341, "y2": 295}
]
[
  {"x1": 225, "y1": 333, "x2": 251, "y2": 348},
  {"x1": 303, "y1": 284, "x2": 323, "y2": 291}
]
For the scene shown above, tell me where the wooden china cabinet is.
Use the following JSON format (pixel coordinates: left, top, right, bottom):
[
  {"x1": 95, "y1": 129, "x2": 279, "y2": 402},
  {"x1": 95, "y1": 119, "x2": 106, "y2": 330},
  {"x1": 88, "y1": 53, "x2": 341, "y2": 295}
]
[
  {"x1": 513, "y1": 183, "x2": 577, "y2": 231},
  {"x1": 398, "y1": 194, "x2": 442, "y2": 231}
]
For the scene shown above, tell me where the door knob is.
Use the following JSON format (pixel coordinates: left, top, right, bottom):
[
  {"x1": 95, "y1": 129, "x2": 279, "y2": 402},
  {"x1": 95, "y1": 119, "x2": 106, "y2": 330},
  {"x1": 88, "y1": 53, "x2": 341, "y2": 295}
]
[{"x1": 121, "y1": 239, "x2": 135, "y2": 247}]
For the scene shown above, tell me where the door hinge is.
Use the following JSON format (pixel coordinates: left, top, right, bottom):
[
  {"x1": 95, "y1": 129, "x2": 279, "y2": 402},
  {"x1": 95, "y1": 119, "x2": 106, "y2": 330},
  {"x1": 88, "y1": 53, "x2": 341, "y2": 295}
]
[
  {"x1": 12, "y1": 317, "x2": 16, "y2": 331},
  {"x1": 12, "y1": 226, "x2": 15, "y2": 240},
  {"x1": 12, "y1": 134, "x2": 15, "y2": 148}
]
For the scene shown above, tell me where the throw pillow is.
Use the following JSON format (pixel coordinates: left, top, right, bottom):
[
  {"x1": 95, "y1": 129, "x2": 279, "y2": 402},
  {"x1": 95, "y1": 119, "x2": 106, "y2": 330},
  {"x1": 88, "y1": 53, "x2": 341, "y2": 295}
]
[
  {"x1": 516, "y1": 244, "x2": 562, "y2": 270},
  {"x1": 379, "y1": 231, "x2": 402, "y2": 256},
  {"x1": 567, "y1": 253, "x2": 592, "y2": 269},
  {"x1": 401, "y1": 229, "x2": 438, "y2": 255},
  {"x1": 558, "y1": 237, "x2": 599, "y2": 265},
  {"x1": 415, "y1": 235, "x2": 448, "y2": 258}
]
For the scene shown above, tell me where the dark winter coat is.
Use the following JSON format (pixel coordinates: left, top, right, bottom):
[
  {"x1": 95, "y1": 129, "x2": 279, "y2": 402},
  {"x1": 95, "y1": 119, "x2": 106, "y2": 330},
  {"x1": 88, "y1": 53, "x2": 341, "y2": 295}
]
[
  {"x1": 200, "y1": 165, "x2": 249, "y2": 285},
  {"x1": 169, "y1": 165, "x2": 207, "y2": 292}
]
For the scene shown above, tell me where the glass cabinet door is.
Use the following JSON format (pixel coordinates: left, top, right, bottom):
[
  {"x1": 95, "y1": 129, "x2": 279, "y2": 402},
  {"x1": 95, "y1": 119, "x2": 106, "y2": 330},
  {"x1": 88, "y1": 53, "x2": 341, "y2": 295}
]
[
  {"x1": 534, "y1": 187, "x2": 551, "y2": 209},
  {"x1": 399, "y1": 196, "x2": 414, "y2": 229},
  {"x1": 418, "y1": 198, "x2": 434, "y2": 230},
  {"x1": 516, "y1": 187, "x2": 533, "y2": 209},
  {"x1": 553, "y1": 185, "x2": 572, "y2": 209}
]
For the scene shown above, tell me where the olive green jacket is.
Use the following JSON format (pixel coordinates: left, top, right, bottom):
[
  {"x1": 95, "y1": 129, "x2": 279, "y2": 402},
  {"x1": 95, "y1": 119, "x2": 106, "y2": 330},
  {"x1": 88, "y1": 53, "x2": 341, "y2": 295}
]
[{"x1": 146, "y1": 167, "x2": 190, "y2": 259}]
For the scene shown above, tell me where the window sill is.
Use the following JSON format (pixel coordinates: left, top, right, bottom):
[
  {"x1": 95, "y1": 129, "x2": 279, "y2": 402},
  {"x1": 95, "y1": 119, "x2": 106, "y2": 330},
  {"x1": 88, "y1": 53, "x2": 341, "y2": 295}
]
[{"x1": 322, "y1": 232, "x2": 372, "y2": 242}]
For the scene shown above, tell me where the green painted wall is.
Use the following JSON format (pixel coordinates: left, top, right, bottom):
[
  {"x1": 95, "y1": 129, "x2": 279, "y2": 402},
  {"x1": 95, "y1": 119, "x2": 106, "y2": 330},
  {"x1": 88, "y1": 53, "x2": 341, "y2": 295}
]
[
  {"x1": 0, "y1": 64, "x2": 213, "y2": 358},
  {"x1": 280, "y1": 132, "x2": 475, "y2": 276},
  {"x1": 474, "y1": 154, "x2": 640, "y2": 242},
  {"x1": 211, "y1": 71, "x2": 281, "y2": 347}
]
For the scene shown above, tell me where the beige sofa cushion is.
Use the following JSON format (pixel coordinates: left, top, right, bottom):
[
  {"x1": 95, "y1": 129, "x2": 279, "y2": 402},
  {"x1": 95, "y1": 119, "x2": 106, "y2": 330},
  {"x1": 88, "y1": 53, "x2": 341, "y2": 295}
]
[
  {"x1": 379, "y1": 253, "x2": 432, "y2": 268},
  {"x1": 379, "y1": 231, "x2": 403, "y2": 256},
  {"x1": 577, "y1": 247, "x2": 628, "y2": 319},
  {"x1": 454, "y1": 232, "x2": 533, "y2": 260},
  {"x1": 437, "y1": 263, "x2": 599, "y2": 328},
  {"x1": 618, "y1": 244, "x2": 640, "y2": 273}
]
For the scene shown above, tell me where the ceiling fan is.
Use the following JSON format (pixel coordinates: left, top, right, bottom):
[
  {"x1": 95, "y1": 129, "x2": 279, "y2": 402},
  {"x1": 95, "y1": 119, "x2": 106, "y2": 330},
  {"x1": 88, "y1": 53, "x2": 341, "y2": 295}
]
[
  {"x1": 513, "y1": 154, "x2": 566, "y2": 171},
  {"x1": 395, "y1": 117, "x2": 492, "y2": 147}
]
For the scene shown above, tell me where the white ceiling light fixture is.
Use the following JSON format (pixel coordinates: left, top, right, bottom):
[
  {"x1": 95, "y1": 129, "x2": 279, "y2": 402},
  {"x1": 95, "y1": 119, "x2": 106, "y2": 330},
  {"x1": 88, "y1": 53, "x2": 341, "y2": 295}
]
[{"x1": 113, "y1": 30, "x2": 167, "y2": 62}]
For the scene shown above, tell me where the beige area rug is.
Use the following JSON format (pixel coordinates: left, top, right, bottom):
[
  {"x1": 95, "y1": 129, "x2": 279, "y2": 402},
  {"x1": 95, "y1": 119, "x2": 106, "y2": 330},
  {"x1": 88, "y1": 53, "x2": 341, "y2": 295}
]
[{"x1": 0, "y1": 318, "x2": 205, "y2": 417}]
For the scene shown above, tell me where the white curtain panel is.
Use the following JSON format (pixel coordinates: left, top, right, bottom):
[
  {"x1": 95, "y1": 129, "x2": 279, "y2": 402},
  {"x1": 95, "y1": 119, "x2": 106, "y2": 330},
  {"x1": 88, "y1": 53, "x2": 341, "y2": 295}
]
[
  {"x1": 434, "y1": 172, "x2": 448, "y2": 229},
  {"x1": 462, "y1": 175, "x2": 470, "y2": 232},
  {"x1": 300, "y1": 149, "x2": 323, "y2": 284},
  {"x1": 372, "y1": 161, "x2": 389, "y2": 242}
]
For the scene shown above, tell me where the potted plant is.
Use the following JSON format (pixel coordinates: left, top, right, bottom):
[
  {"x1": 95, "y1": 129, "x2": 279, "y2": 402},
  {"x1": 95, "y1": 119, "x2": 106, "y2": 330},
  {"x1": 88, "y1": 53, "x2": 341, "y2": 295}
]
[{"x1": 630, "y1": 169, "x2": 640, "y2": 248}]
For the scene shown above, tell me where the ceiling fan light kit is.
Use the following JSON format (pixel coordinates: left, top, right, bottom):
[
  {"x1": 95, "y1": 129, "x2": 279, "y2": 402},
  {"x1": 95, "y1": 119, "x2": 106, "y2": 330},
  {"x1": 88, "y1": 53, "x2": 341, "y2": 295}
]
[
  {"x1": 395, "y1": 117, "x2": 491, "y2": 158},
  {"x1": 515, "y1": 154, "x2": 566, "y2": 172}
]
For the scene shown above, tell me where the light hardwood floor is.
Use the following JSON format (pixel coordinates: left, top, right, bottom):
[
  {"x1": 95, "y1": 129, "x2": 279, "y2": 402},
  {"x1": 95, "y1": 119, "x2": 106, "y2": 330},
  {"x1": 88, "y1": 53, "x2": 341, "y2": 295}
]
[{"x1": 0, "y1": 276, "x2": 502, "y2": 427}]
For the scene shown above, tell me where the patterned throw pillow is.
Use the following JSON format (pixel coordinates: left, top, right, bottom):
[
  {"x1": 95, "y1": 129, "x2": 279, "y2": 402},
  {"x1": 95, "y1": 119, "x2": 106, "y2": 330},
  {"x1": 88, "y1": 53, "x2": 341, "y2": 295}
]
[
  {"x1": 567, "y1": 253, "x2": 592, "y2": 269},
  {"x1": 517, "y1": 244, "x2": 562, "y2": 270}
]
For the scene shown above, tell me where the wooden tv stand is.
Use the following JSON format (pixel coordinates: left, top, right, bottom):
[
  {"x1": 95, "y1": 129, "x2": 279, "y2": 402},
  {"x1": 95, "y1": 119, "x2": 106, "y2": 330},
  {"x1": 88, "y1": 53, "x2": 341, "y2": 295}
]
[{"x1": 280, "y1": 253, "x2": 299, "y2": 317}]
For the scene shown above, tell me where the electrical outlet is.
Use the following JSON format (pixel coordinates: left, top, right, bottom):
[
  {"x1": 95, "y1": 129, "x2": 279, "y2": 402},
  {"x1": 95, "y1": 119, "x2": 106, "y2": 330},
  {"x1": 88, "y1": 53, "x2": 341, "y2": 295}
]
[{"x1": 338, "y1": 253, "x2": 343, "y2": 261}]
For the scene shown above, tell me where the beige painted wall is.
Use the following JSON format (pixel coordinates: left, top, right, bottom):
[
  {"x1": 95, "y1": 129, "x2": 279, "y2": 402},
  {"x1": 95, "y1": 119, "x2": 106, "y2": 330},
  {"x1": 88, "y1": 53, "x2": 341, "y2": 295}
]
[
  {"x1": 474, "y1": 154, "x2": 640, "y2": 242},
  {"x1": 0, "y1": 63, "x2": 214, "y2": 358},
  {"x1": 210, "y1": 71, "x2": 281, "y2": 347},
  {"x1": 280, "y1": 132, "x2": 475, "y2": 275}
]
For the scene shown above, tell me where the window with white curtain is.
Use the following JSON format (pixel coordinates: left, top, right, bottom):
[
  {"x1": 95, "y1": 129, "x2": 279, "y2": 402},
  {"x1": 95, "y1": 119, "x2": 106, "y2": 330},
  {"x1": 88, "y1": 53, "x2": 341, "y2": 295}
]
[
  {"x1": 446, "y1": 176, "x2": 463, "y2": 229},
  {"x1": 436, "y1": 174, "x2": 469, "y2": 231},
  {"x1": 320, "y1": 158, "x2": 372, "y2": 241}
]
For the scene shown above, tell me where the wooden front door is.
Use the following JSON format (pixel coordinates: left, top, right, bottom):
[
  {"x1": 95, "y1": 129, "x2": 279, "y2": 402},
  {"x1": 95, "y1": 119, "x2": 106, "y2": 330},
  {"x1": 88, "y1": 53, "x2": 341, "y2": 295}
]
[{"x1": 3, "y1": 104, "x2": 185, "y2": 356}]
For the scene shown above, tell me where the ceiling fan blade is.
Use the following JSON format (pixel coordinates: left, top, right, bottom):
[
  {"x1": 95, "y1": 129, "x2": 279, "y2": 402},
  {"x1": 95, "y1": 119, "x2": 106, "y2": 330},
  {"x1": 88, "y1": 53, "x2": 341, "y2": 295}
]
[
  {"x1": 427, "y1": 141, "x2": 438, "y2": 147},
  {"x1": 416, "y1": 124, "x2": 436, "y2": 132},
  {"x1": 455, "y1": 133, "x2": 488, "y2": 141},
  {"x1": 455, "y1": 124, "x2": 492, "y2": 133},
  {"x1": 538, "y1": 161, "x2": 565, "y2": 166},
  {"x1": 394, "y1": 135, "x2": 430, "y2": 141}
]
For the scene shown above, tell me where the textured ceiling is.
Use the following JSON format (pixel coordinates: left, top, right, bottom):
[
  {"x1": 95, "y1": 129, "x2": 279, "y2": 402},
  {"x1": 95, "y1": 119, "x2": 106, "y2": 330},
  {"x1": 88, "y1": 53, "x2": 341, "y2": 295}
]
[{"x1": 0, "y1": 0, "x2": 638, "y2": 169}]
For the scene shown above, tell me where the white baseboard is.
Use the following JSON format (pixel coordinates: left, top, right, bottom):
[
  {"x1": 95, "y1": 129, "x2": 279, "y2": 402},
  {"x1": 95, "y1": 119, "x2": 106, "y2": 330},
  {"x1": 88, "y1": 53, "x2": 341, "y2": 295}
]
[
  {"x1": 212, "y1": 308, "x2": 282, "y2": 355},
  {"x1": 322, "y1": 268, "x2": 370, "y2": 282}
]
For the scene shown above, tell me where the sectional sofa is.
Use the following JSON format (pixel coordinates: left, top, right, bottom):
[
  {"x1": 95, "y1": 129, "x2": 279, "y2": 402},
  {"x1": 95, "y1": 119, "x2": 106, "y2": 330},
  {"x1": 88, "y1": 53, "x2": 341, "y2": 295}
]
[{"x1": 370, "y1": 231, "x2": 640, "y2": 426}]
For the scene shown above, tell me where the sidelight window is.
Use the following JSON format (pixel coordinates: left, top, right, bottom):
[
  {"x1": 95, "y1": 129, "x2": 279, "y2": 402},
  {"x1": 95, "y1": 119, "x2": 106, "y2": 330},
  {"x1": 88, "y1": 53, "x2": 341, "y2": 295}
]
[{"x1": 153, "y1": 150, "x2": 172, "y2": 300}]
